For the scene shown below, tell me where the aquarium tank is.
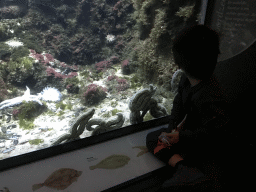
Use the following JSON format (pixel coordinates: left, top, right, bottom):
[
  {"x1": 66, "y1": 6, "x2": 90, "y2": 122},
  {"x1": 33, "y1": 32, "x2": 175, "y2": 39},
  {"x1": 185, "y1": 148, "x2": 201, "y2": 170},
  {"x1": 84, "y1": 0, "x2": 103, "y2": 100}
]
[{"x1": 0, "y1": 0, "x2": 203, "y2": 160}]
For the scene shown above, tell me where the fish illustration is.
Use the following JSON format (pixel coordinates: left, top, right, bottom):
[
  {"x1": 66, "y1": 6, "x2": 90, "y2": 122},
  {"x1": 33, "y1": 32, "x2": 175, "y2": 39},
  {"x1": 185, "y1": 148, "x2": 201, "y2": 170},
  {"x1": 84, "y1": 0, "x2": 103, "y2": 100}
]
[
  {"x1": 132, "y1": 146, "x2": 149, "y2": 157},
  {"x1": 89, "y1": 154, "x2": 130, "y2": 170},
  {"x1": 32, "y1": 168, "x2": 82, "y2": 191}
]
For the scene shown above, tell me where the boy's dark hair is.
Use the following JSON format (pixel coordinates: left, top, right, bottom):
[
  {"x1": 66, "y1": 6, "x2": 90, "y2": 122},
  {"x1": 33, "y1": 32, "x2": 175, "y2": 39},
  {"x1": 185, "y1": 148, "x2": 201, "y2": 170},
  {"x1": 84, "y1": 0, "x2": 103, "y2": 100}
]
[{"x1": 172, "y1": 25, "x2": 221, "y2": 80}]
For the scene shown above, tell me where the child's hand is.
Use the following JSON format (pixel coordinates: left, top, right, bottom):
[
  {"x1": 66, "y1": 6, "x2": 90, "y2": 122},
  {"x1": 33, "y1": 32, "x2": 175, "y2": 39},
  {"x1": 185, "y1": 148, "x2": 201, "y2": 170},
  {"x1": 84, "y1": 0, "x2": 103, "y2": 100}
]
[
  {"x1": 159, "y1": 131, "x2": 179, "y2": 145},
  {"x1": 165, "y1": 131, "x2": 179, "y2": 144}
]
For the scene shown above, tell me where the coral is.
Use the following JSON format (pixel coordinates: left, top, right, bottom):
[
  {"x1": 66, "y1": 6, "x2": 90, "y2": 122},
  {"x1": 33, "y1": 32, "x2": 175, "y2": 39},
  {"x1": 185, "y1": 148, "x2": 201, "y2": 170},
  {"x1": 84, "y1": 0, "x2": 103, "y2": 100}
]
[
  {"x1": 81, "y1": 84, "x2": 107, "y2": 106},
  {"x1": 29, "y1": 50, "x2": 45, "y2": 62},
  {"x1": 110, "y1": 56, "x2": 119, "y2": 64},
  {"x1": 12, "y1": 108, "x2": 21, "y2": 120},
  {"x1": 94, "y1": 60, "x2": 112, "y2": 73},
  {"x1": 66, "y1": 83, "x2": 79, "y2": 94},
  {"x1": 115, "y1": 41, "x2": 125, "y2": 50},
  {"x1": 64, "y1": 76, "x2": 80, "y2": 94},
  {"x1": 106, "y1": 76, "x2": 130, "y2": 94},
  {"x1": 121, "y1": 59, "x2": 131, "y2": 74},
  {"x1": 107, "y1": 75, "x2": 117, "y2": 81},
  {"x1": 43, "y1": 53, "x2": 54, "y2": 64},
  {"x1": 46, "y1": 67, "x2": 64, "y2": 79},
  {"x1": 116, "y1": 78, "x2": 130, "y2": 91}
]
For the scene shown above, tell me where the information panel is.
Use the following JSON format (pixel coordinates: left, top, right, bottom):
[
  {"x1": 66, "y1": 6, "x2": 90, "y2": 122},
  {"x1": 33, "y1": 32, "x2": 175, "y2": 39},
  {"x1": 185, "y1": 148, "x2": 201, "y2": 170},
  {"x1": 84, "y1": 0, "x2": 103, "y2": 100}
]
[{"x1": 210, "y1": 0, "x2": 256, "y2": 61}]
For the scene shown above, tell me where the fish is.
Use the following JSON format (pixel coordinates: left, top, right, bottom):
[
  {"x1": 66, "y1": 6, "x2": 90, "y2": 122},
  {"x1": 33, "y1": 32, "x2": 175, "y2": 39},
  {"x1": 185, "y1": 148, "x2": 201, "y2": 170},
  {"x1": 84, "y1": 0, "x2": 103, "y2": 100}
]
[
  {"x1": 132, "y1": 146, "x2": 149, "y2": 157},
  {"x1": 89, "y1": 154, "x2": 130, "y2": 170},
  {"x1": 32, "y1": 168, "x2": 82, "y2": 191}
]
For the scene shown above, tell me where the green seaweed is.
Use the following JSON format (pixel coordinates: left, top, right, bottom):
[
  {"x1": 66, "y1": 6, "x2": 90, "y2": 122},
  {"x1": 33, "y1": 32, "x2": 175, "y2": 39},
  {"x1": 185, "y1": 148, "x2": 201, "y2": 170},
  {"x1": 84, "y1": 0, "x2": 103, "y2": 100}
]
[
  {"x1": 110, "y1": 101, "x2": 118, "y2": 107},
  {"x1": 143, "y1": 112, "x2": 154, "y2": 121},
  {"x1": 130, "y1": 74, "x2": 142, "y2": 89},
  {"x1": 19, "y1": 119, "x2": 35, "y2": 130},
  {"x1": 111, "y1": 109, "x2": 122, "y2": 116},
  {"x1": 19, "y1": 57, "x2": 35, "y2": 70},
  {"x1": 0, "y1": 23, "x2": 9, "y2": 40},
  {"x1": 17, "y1": 101, "x2": 43, "y2": 130},
  {"x1": 29, "y1": 139, "x2": 44, "y2": 145},
  {"x1": 11, "y1": 46, "x2": 30, "y2": 62},
  {"x1": 55, "y1": 101, "x2": 72, "y2": 110},
  {"x1": 102, "y1": 111, "x2": 111, "y2": 118},
  {"x1": 0, "y1": 43, "x2": 11, "y2": 59}
]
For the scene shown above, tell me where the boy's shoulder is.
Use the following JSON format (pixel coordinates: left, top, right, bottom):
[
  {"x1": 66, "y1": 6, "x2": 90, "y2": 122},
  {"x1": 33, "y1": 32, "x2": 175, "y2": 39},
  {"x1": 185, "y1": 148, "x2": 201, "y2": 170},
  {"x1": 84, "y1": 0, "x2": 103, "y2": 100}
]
[{"x1": 192, "y1": 76, "x2": 229, "y2": 110}]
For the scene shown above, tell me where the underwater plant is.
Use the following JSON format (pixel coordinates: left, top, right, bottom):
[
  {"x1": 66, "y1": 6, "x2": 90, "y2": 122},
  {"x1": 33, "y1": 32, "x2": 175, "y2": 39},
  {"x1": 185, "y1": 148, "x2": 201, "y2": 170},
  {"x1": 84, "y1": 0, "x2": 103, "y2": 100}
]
[
  {"x1": 111, "y1": 109, "x2": 122, "y2": 116},
  {"x1": 81, "y1": 84, "x2": 108, "y2": 106},
  {"x1": 143, "y1": 112, "x2": 154, "y2": 121},
  {"x1": 10, "y1": 46, "x2": 30, "y2": 62},
  {"x1": 94, "y1": 60, "x2": 112, "y2": 73},
  {"x1": 0, "y1": 78, "x2": 8, "y2": 102},
  {"x1": 17, "y1": 101, "x2": 46, "y2": 130}
]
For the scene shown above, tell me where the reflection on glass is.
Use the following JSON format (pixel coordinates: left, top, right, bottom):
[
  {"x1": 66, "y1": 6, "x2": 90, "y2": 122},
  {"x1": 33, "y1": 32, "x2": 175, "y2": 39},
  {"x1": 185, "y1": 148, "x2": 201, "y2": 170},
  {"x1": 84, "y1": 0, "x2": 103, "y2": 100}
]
[
  {"x1": 210, "y1": 0, "x2": 256, "y2": 62},
  {"x1": 0, "y1": 0, "x2": 202, "y2": 160}
]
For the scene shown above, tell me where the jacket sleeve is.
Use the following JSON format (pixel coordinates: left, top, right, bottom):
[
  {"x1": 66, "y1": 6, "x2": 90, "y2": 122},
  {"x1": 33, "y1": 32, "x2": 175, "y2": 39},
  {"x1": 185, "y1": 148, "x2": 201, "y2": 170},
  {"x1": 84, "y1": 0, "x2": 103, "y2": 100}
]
[
  {"x1": 167, "y1": 74, "x2": 188, "y2": 132},
  {"x1": 178, "y1": 100, "x2": 231, "y2": 146}
]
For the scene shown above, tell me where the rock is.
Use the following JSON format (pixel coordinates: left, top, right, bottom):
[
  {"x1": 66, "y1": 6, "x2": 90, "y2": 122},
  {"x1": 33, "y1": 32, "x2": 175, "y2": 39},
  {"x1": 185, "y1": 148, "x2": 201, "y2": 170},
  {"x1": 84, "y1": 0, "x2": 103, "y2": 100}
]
[
  {"x1": 1, "y1": 126, "x2": 7, "y2": 133},
  {"x1": 7, "y1": 124, "x2": 17, "y2": 129},
  {"x1": 6, "y1": 115, "x2": 11, "y2": 123},
  {"x1": 101, "y1": 108, "x2": 107, "y2": 113},
  {"x1": 13, "y1": 140, "x2": 18, "y2": 145}
]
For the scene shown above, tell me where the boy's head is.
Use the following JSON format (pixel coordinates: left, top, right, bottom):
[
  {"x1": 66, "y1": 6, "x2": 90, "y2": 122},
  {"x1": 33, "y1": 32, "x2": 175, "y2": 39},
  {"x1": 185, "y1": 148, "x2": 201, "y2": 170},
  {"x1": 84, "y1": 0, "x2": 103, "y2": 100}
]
[{"x1": 172, "y1": 25, "x2": 221, "y2": 80}]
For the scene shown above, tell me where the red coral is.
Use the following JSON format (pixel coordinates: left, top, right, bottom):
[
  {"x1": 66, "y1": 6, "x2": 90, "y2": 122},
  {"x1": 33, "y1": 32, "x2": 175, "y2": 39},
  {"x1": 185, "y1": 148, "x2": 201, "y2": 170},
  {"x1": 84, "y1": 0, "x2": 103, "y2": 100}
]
[
  {"x1": 46, "y1": 67, "x2": 64, "y2": 79},
  {"x1": 82, "y1": 84, "x2": 107, "y2": 105},
  {"x1": 116, "y1": 78, "x2": 129, "y2": 91},
  {"x1": 113, "y1": 1, "x2": 122, "y2": 11},
  {"x1": 33, "y1": 53, "x2": 44, "y2": 62},
  {"x1": 12, "y1": 109, "x2": 21, "y2": 119},
  {"x1": 110, "y1": 56, "x2": 119, "y2": 64},
  {"x1": 95, "y1": 60, "x2": 112, "y2": 72},
  {"x1": 43, "y1": 53, "x2": 54, "y2": 64},
  {"x1": 121, "y1": 60, "x2": 129, "y2": 68},
  {"x1": 66, "y1": 72, "x2": 78, "y2": 78},
  {"x1": 107, "y1": 75, "x2": 117, "y2": 81}
]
